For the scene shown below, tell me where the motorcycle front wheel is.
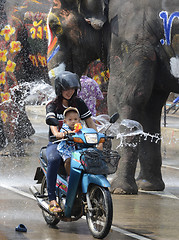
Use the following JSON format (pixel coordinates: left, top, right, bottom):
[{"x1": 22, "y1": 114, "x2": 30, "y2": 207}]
[
  {"x1": 41, "y1": 176, "x2": 60, "y2": 226},
  {"x1": 86, "y1": 185, "x2": 113, "y2": 239}
]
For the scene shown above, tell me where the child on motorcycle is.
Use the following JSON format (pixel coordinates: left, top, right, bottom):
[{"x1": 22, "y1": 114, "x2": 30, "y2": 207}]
[
  {"x1": 46, "y1": 71, "x2": 100, "y2": 213},
  {"x1": 57, "y1": 107, "x2": 81, "y2": 176}
]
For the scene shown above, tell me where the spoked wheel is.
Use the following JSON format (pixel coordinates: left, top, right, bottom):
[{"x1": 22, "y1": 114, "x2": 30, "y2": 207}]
[
  {"x1": 86, "y1": 185, "x2": 113, "y2": 239},
  {"x1": 41, "y1": 176, "x2": 60, "y2": 226}
]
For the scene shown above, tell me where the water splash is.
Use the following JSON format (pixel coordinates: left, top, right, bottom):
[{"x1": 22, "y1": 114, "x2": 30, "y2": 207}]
[
  {"x1": 94, "y1": 114, "x2": 116, "y2": 133},
  {"x1": 1, "y1": 81, "x2": 55, "y2": 108},
  {"x1": 24, "y1": 81, "x2": 55, "y2": 105},
  {"x1": 116, "y1": 119, "x2": 144, "y2": 148},
  {"x1": 94, "y1": 115, "x2": 162, "y2": 149}
]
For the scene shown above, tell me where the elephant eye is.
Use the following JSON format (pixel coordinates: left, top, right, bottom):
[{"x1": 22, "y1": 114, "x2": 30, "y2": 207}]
[
  {"x1": 55, "y1": 24, "x2": 63, "y2": 35},
  {"x1": 48, "y1": 14, "x2": 63, "y2": 35}
]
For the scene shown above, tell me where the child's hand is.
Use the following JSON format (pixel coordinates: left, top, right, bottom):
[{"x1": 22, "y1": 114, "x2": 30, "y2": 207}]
[{"x1": 67, "y1": 130, "x2": 76, "y2": 134}]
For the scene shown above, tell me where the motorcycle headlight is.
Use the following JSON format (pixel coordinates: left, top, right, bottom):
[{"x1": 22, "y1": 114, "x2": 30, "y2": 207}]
[{"x1": 84, "y1": 133, "x2": 98, "y2": 144}]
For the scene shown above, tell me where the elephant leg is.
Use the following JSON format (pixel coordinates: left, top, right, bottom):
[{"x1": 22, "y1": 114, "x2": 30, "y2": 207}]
[
  {"x1": 136, "y1": 91, "x2": 167, "y2": 191},
  {"x1": 109, "y1": 99, "x2": 145, "y2": 194},
  {"x1": 110, "y1": 134, "x2": 139, "y2": 194},
  {"x1": 108, "y1": 40, "x2": 157, "y2": 194}
]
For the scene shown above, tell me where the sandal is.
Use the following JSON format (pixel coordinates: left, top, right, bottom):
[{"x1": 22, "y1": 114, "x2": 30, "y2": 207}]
[{"x1": 49, "y1": 200, "x2": 62, "y2": 213}]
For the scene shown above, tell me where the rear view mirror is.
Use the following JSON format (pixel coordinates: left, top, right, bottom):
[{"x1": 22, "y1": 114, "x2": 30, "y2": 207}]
[{"x1": 109, "y1": 112, "x2": 119, "y2": 124}]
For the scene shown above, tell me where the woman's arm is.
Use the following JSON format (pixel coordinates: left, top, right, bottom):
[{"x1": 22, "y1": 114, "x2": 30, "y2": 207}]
[
  {"x1": 50, "y1": 126, "x2": 65, "y2": 139},
  {"x1": 85, "y1": 117, "x2": 97, "y2": 130},
  {"x1": 85, "y1": 117, "x2": 103, "y2": 150}
]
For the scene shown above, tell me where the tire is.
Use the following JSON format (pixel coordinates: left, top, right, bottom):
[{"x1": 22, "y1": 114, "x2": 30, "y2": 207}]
[
  {"x1": 41, "y1": 176, "x2": 60, "y2": 226},
  {"x1": 86, "y1": 185, "x2": 113, "y2": 239}
]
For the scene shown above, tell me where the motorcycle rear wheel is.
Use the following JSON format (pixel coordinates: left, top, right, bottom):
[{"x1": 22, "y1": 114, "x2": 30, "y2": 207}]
[
  {"x1": 41, "y1": 176, "x2": 60, "y2": 226},
  {"x1": 86, "y1": 185, "x2": 113, "y2": 239}
]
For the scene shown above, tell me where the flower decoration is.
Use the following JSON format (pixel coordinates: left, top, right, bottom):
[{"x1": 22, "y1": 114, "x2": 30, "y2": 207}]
[
  {"x1": 0, "y1": 72, "x2": 6, "y2": 85},
  {"x1": 74, "y1": 123, "x2": 83, "y2": 132},
  {"x1": 1, "y1": 92, "x2": 10, "y2": 102},
  {"x1": 5, "y1": 60, "x2": 16, "y2": 73},
  {"x1": 0, "y1": 49, "x2": 8, "y2": 62},
  {"x1": 0, "y1": 25, "x2": 15, "y2": 42},
  {"x1": 10, "y1": 41, "x2": 22, "y2": 53},
  {"x1": 0, "y1": 110, "x2": 8, "y2": 123},
  {"x1": 101, "y1": 70, "x2": 110, "y2": 82},
  {"x1": 93, "y1": 74, "x2": 102, "y2": 85}
]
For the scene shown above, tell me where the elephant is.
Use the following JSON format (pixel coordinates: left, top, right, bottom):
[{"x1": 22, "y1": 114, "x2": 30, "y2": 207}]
[{"x1": 47, "y1": 0, "x2": 179, "y2": 194}]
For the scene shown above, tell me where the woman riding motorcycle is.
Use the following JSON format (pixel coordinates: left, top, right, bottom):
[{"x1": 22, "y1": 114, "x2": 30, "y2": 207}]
[{"x1": 46, "y1": 71, "x2": 99, "y2": 213}]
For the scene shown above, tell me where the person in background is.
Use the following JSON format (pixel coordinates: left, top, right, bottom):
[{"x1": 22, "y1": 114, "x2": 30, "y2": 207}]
[{"x1": 78, "y1": 75, "x2": 104, "y2": 116}]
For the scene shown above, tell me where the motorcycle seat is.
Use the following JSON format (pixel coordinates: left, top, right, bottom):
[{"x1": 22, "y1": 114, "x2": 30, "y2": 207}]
[{"x1": 40, "y1": 147, "x2": 48, "y2": 164}]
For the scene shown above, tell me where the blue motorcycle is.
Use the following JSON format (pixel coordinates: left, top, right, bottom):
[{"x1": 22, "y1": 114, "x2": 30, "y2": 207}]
[{"x1": 30, "y1": 113, "x2": 120, "y2": 239}]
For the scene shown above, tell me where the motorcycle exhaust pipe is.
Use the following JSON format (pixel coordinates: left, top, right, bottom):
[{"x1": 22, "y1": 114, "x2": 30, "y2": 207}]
[{"x1": 29, "y1": 186, "x2": 55, "y2": 216}]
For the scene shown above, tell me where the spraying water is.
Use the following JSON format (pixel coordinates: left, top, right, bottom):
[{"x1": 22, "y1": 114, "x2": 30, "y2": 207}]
[{"x1": 93, "y1": 114, "x2": 164, "y2": 149}]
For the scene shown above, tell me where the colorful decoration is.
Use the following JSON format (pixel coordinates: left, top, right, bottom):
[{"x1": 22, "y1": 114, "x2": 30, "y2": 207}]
[
  {"x1": 0, "y1": 110, "x2": 8, "y2": 123},
  {"x1": 0, "y1": 72, "x2": 6, "y2": 85},
  {"x1": 5, "y1": 60, "x2": 16, "y2": 73},
  {"x1": 25, "y1": 11, "x2": 48, "y2": 41},
  {"x1": 10, "y1": 41, "x2": 22, "y2": 53},
  {"x1": 86, "y1": 59, "x2": 110, "y2": 91},
  {"x1": 0, "y1": 49, "x2": 8, "y2": 62},
  {"x1": 0, "y1": 25, "x2": 15, "y2": 42},
  {"x1": 1, "y1": 92, "x2": 10, "y2": 102},
  {"x1": 93, "y1": 69, "x2": 110, "y2": 85},
  {"x1": 74, "y1": 123, "x2": 83, "y2": 132},
  {"x1": 159, "y1": 11, "x2": 179, "y2": 45}
]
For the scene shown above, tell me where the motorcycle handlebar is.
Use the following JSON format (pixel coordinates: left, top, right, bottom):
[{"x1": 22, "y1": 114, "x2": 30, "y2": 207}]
[
  {"x1": 50, "y1": 132, "x2": 75, "y2": 144},
  {"x1": 50, "y1": 134, "x2": 115, "y2": 144}
]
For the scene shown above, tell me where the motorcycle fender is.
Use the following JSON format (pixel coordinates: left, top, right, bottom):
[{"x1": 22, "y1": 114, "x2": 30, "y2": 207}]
[
  {"x1": 82, "y1": 174, "x2": 110, "y2": 193},
  {"x1": 65, "y1": 168, "x2": 82, "y2": 217}
]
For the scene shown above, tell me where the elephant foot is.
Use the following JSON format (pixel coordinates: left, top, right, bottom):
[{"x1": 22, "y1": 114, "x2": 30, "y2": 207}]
[
  {"x1": 109, "y1": 175, "x2": 138, "y2": 194},
  {"x1": 136, "y1": 178, "x2": 165, "y2": 191}
]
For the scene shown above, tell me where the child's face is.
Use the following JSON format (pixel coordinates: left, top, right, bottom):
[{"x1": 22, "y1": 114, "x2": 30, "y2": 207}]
[{"x1": 64, "y1": 111, "x2": 80, "y2": 130}]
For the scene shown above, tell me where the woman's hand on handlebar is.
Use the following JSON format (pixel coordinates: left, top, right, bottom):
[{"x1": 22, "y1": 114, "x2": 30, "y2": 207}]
[
  {"x1": 54, "y1": 131, "x2": 65, "y2": 139},
  {"x1": 56, "y1": 130, "x2": 75, "y2": 139}
]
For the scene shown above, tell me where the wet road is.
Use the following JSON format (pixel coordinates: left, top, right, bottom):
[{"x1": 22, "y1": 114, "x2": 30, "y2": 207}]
[{"x1": 0, "y1": 106, "x2": 179, "y2": 240}]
